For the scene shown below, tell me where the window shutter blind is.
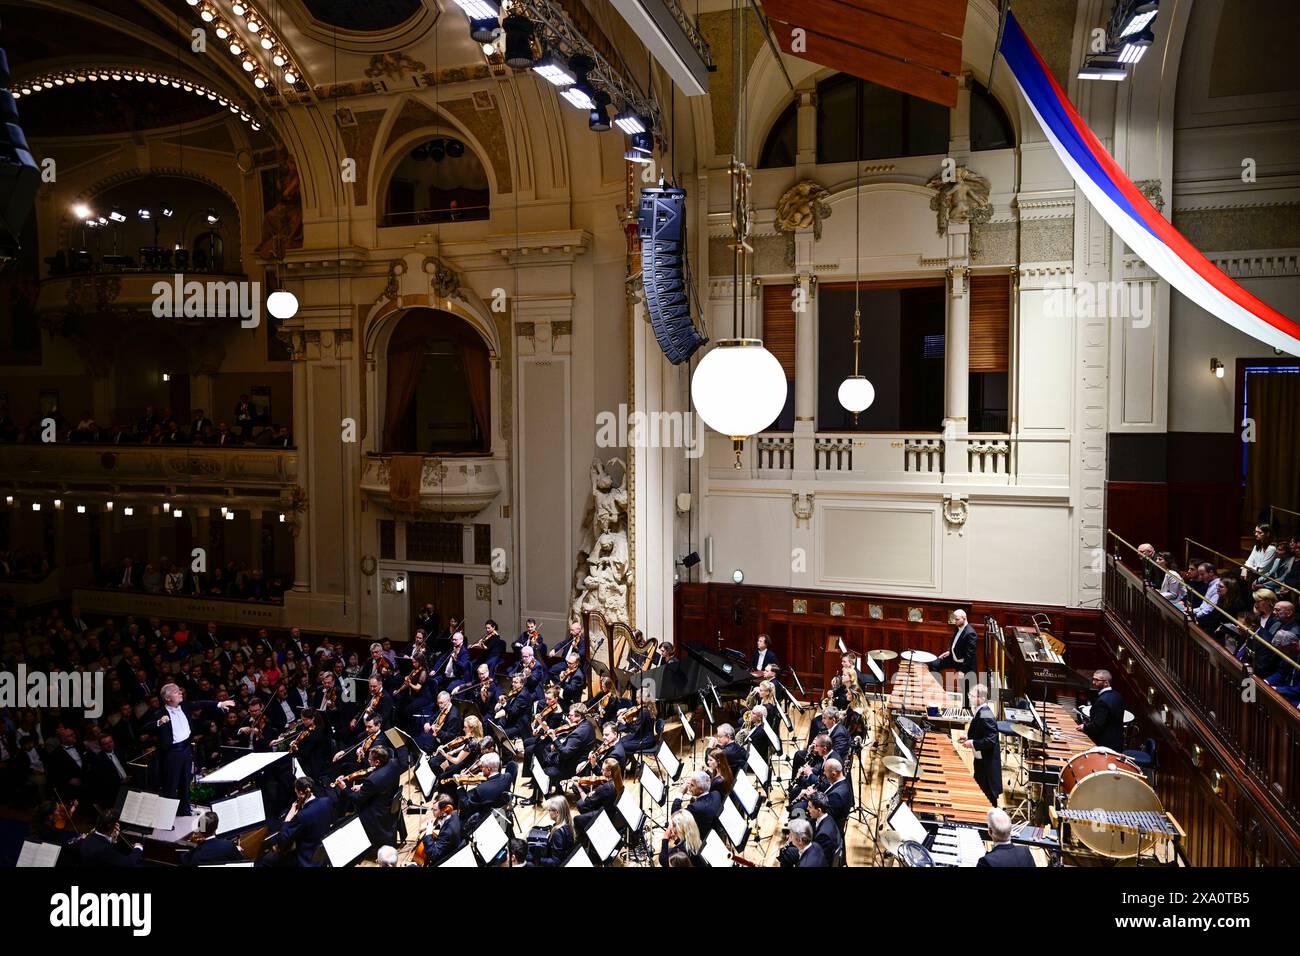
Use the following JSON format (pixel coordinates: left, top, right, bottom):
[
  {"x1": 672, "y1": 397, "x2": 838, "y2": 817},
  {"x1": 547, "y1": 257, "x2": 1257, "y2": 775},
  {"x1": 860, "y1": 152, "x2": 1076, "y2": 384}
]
[
  {"x1": 969, "y1": 274, "x2": 1010, "y2": 373},
  {"x1": 762, "y1": 283, "x2": 797, "y2": 381}
]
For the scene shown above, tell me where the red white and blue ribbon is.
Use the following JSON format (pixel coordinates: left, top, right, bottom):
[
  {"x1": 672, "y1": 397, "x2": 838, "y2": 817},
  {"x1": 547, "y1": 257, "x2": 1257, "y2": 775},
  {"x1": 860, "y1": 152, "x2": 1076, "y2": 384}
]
[{"x1": 999, "y1": 11, "x2": 1300, "y2": 356}]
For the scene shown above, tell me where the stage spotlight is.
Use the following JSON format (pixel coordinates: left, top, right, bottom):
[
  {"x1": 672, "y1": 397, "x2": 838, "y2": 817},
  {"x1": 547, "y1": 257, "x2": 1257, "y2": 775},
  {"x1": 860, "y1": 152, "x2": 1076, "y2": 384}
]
[
  {"x1": 470, "y1": 17, "x2": 501, "y2": 44},
  {"x1": 73, "y1": 202, "x2": 91, "y2": 220},
  {"x1": 453, "y1": 0, "x2": 500, "y2": 17},
  {"x1": 1118, "y1": 29, "x2": 1153, "y2": 64},
  {"x1": 138, "y1": 207, "x2": 151, "y2": 220},
  {"x1": 109, "y1": 207, "x2": 126, "y2": 222},
  {"x1": 502, "y1": 14, "x2": 535, "y2": 69},
  {"x1": 625, "y1": 130, "x2": 653, "y2": 163},
  {"x1": 589, "y1": 91, "x2": 612, "y2": 131},
  {"x1": 532, "y1": 53, "x2": 576, "y2": 87},
  {"x1": 206, "y1": 208, "x2": 220, "y2": 225},
  {"x1": 615, "y1": 110, "x2": 647, "y2": 134},
  {"x1": 1117, "y1": 0, "x2": 1158, "y2": 37},
  {"x1": 445, "y1": 139, "x2": 464, "y2": 158}
]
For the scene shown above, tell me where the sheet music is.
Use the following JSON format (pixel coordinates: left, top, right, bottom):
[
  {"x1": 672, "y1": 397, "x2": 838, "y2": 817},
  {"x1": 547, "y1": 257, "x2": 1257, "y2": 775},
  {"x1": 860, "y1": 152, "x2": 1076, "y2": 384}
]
[
  {"x1": 718, "y1": 798, "x2": 747, "y2": 847},
  {"x1": 120, "y1": 790, "x2": 181, "y2": 830},
  {"x1": 17, "y1": 841, "x2": 61, "y2": 868},
  {"x1": 887, "y1": 801, "x2": 928, "y2": 844},
  {"x1": 701, "y1": 831, "x2": 733, "y2": 867},
  {"x1": 585, "y1": 811, "x2": 621, "y2": 861},
  {"x1": 616, "y1": 787, "x2": 644, "y2": 830},
  {"x1": 656, "y1": 742, "x2": 680, "y2": 779},
  {"x1": 731, "y1": 771, "x2": 759, "y2": 816},
  {"x1": 414, "y1": 754, "x2": 435, "y2": 799},
  {"x1": 322, "y1": 816, "x2": 371, "y2": 867},
  {"x1": 565, "y1": 845, "x2": 594, "y2": 867},
  {"x1": 639, "y1": 764, "x2": 665, "y2": 804},
  {"x1": 763, "y1": 721, "x2": 780, "y2": 749},
  {"x1": 199, "y1": 750, "x2": 288, "y2": 784},
  {"x1": 199, "y1": 861, "x2": 255, "y2": 868},
  {"x1": 746, "y1": 746, "x2": 770, "y2": 785},
  {"x1": 210, "y1": 789, "x2": 266, "y2": 834},
  {"x1": 471, "y1": 814, "x2": 509, "y2": 862},
  {"x1": 440, "y1": 843, "x2": 479, "y2": 867},
  {"x1": 530, "y1": 756, "x2": 551, "y2": 797}
]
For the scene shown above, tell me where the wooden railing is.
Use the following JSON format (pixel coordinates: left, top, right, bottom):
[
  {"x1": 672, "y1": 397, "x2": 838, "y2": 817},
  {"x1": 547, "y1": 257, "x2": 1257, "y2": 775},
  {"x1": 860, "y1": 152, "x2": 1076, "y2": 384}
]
[{"x1": 1104, "y1": 548, "x2": 1300, "y2": 832}]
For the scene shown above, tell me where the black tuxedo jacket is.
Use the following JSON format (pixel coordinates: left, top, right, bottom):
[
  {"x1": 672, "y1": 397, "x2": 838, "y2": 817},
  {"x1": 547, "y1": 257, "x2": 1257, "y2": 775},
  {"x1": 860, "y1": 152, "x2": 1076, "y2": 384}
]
[
  {"x1": 949, "y1": 624, "x2": 978, "y2": 673},
  {"x1": 966, "y1": 704, "x2": 1002, "y2": 799},
  {"x1": 1083, "y1": 687, "x2": 1125, "y2": 753},
  {"x1": 281, "y1": 796, "x2": 334, "y2": 867},
  {"x1": 185, "y1": 837, "x2": 245, "y2": 866},
  {"x1": 461, "y1": 772, "x2": 512, "y2": 815},
  {"x1": 77, "y1": 832, "x2": 142, "y2": 867},
  {"x1": 977, "y1": 843, "x2": 1036, "y2": 867},
  {"x1": 421, "y1": 812, "x2": 464, "y2": 866}
]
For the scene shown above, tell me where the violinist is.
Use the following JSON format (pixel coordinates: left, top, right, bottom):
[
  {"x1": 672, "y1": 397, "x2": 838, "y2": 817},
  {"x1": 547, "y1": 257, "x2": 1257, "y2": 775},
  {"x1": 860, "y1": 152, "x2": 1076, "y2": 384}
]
[
  {"x1": 419, "y1": 691, "x2": 463, "y2": 752},
  {"x1": 572, "y1": 757, "x2": 623, "y2": 836},
  {"x1": 472, "y1": 619, "x2": 506, "y2": 676},
  {"x1": 615, "y1": 689, "x2": 657, "y2": 756},
  {"x1": 235, "y1": 698, "x2": 271, "y2": 752},
  {"x1": 464, "y1": 662, "x2": 499, "y2": 715},
  {"x1": 431, "y1": 715, "x2": 484, "y2": 784},
  {"x1": 583, "y1": 722, "x2": 628, "y2": 775},
  {"x1": 183, "y1": 810, "x2": 245, "y2": 866},
  {"x1": 328, "y1": 714, "x2": 382, "y2": 778},
  {"x1": 350, "y1": 675, "x2": 393, "y2": 733},
  {"x1": 338, "y1": 746, "x2": 401, "y2": 847},
  {"x1": 77, "y1": 810, "x2": 143, "y2": 867},
  {"x1": 365, "y1": 642, "x2": 393, "y2": 683},
  {"x1": 459, "y1": 752, "x2": 512, "y2": 831},
  {"x1": 511, "y1": 646, "x2": 545, "y2": 699},
  {"x1": 263, "y1": 777, "x2": 334, "y2": 867},
  {"x1": 496, "y1": 673, "x2": 534, "y2": 741},
  {"x1": 547, "y1": 620, "x2": 587, "y2": 677},
  {"x1": 431, "y1": 631, "x2": 471, "y2": 695},
  {"x1": 288, "y1": 709, "x2": 332, "y2": 779},
  {"x1": 557, "y1": 651, "x2": 586, "y2": 706},
  {"x1": 543, "y1": 703, "x2": 596, "y2": 782},
  {"x1": 522, "y1": 687, "x2": 565, "y2": 767},
  {"x1": 415, "y1": 794, "x2": 462, "y2": 867},
  {"x1": 314, "y1": 672, "x2": 341, "y2": 730},
  {"x1": 514, "y1": 617, "x2": 546, "y2": 658},
  {"x1": 588, "y1": 675, "x2": 631, "y2": 724}
]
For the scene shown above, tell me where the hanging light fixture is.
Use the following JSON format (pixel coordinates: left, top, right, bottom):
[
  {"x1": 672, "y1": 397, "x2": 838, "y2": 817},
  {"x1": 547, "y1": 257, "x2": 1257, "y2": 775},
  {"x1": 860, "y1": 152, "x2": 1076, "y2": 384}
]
[
  {"x1": 838, "y1": 81, "x2": 875, "y2": 418},
  {"x1": 689, "y1": 2, "x2": 786, "y2": 467}
]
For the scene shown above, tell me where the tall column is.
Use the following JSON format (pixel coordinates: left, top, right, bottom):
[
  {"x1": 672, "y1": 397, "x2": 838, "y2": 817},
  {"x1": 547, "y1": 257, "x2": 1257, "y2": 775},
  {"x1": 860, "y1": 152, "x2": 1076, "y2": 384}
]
[
  {"x1": 291, "y1": 349, "x2": 310, "y2": 592},
  {"x1": 944, "y1": 222, "x2": 971, "y2": 476},
  {"x1": 791, "y1": 221, "x2": 817, "y2": 481}
]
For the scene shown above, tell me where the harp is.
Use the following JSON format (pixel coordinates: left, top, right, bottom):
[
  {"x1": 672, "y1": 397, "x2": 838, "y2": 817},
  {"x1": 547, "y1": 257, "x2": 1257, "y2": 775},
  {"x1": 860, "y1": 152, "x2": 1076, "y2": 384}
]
[{"x1": 583, "y1": 610, "x2": 656, "y2": 695}]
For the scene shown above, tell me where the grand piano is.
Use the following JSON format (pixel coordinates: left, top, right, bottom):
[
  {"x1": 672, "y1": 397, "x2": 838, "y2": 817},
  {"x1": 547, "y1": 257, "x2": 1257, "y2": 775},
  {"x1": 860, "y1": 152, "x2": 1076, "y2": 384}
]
[{"x1": 639, "y1": 643, "x2": 753, "y2": 708}]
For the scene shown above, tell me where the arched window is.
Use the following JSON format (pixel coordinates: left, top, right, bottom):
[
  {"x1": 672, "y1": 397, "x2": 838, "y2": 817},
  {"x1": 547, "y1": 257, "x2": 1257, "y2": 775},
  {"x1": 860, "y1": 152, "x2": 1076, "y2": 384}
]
[
  {"x1": 383, "y1": 309, "x2": 491, "y2": 454},
  {"x1": 758, "y1": 101, "x2": 798, "y2": 168},
  {"x1": 816, "y1": 73, "x2": 949, "y2": 164},
  {"x1": 970, "y1": 81, "x2": 1016, "y2": 151},
  {"x1": 382, "y1": 137, "x2": 490, "y2": 227}
]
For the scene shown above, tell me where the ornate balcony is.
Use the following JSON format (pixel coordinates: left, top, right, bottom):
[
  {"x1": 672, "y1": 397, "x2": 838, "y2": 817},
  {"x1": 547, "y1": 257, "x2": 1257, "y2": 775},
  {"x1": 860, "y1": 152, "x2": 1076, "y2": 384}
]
[
  {"x1": 0, "y1": 443, "x2": 299, "y2": 494},
  {"x1": 360, "y1": 453, "x2": 503, "y2": 517}
]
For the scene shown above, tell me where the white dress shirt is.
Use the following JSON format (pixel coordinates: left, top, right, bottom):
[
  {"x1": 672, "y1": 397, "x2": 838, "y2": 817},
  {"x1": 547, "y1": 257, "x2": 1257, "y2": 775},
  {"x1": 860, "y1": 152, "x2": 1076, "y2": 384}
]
[{"x1": 166, "y1": 703, "x2": 192, "y2": 744}]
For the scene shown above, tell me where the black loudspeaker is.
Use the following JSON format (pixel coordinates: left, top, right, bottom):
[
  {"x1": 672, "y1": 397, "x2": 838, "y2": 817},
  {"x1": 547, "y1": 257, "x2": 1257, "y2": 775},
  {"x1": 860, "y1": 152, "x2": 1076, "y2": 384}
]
[
  {"x1": 638, "y1": 186, "x2": 707, "y2": 365},
  {"x1": 0, "y1": 43, "x2": 40, "y2": 264},
  {"x1": 681, "y1": 552, "x2": 700, "y2": 569}
]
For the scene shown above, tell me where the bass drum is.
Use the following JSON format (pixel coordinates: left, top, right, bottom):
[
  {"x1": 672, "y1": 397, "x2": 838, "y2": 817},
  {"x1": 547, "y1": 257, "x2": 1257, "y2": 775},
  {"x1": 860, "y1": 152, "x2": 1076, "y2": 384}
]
[{"x1": 1059, "y1": 747, "x2": 1161, "y2": 859}]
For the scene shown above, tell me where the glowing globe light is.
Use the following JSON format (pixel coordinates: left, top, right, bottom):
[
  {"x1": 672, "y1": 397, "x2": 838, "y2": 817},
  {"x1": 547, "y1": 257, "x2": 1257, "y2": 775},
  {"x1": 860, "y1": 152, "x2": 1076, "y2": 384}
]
[
  {"x1": 267, "y1": 290, "x2": 299, "y2": 320},
  {"x1": 690, "y1": 339, "x2": 787, "y2": 467},
  {"x1": 837, "y1": 375, "x2": 875, "y2": 414}
]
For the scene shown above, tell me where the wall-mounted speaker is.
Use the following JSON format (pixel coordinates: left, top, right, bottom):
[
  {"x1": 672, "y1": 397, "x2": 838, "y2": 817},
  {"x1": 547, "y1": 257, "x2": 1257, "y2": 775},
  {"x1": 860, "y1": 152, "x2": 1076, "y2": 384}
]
[
  {"x1": 638, "y1": 186, "x2": 707, "y2": 364},
  {"x1": 681, "y1": 551, "x2": 700, "y2": 569}
]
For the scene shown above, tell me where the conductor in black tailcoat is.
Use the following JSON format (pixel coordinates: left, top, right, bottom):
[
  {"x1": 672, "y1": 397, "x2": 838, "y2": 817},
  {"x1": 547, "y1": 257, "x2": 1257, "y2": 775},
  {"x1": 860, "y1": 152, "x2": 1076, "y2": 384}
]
[
  {"x1": 1078, "y1": 669, "x2": 1126, "y2": 753},
  {"x1": 958, "y1": 683, "x2": 1002, "y2": 805}
]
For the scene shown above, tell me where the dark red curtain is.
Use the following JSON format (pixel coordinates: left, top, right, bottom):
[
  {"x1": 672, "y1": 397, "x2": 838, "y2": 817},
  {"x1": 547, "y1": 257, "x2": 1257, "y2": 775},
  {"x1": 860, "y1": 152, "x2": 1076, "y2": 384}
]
[{"x1": 458, "y1": 341, "x2": 491, "y2": 450}]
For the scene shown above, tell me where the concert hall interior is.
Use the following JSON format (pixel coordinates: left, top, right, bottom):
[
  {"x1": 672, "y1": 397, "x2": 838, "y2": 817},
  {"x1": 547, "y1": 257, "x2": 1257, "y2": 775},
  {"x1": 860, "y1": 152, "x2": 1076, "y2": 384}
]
[{"x1": 2, "y1": 0, "x2": 1300, "y2": 875}]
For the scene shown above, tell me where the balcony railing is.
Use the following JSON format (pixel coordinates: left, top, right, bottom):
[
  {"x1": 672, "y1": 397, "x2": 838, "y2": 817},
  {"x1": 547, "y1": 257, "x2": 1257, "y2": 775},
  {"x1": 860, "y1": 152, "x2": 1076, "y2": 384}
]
[
  {"x1": 1104, "y1": 546, "x2": 1300, "y2": 830},
  {"x1": 360, "y1": 453, "x2": 502, "y2": 516},
  {"x1": 0, "y1": 443, "x2": 298, "y2": 492}
]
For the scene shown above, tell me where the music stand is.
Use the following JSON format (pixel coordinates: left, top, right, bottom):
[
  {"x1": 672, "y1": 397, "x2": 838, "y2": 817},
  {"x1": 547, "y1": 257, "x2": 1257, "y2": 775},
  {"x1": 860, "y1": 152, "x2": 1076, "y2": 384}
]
[
  {"x1": 701, "y1": 830, "x2": 733, "y2": 867},
  {"x1": 583, "y1": 809, "x2": 622, "y2": 864},
  {"x1": 469, "y1": 812, "x2": 509, "y2": 865},
  {"x1": 564, "y1": 844, "x2": 595, "y2": 867},
  {"x1": 322, "y1": 815, "x2": 372, "y2": 867},
  {"x1": 439, "y1": 842, "x2": 480, "y2": 867}
]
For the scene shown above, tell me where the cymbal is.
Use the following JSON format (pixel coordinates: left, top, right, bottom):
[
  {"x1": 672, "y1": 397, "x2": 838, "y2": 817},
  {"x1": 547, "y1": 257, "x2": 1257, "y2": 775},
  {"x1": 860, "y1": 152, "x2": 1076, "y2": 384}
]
[
  {"x1": 883, "y1": 756, "x2": 918, "y2": 778},
  {"x1": 901, "y1": 649, "x2": 937, "y2": 664},
  {"x1": 868, "y1": 649, "x2": 898, "y2": 661},
  {"x1": 1011, "y1": 722, "x2": 1050, "y2": 744}
]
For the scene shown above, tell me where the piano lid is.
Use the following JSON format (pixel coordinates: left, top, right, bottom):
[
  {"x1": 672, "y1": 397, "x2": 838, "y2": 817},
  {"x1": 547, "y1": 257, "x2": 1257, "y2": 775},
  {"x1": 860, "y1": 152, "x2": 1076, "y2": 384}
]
[{"x1": 640, "y1": 643, "x2": 752, "y2": 704}]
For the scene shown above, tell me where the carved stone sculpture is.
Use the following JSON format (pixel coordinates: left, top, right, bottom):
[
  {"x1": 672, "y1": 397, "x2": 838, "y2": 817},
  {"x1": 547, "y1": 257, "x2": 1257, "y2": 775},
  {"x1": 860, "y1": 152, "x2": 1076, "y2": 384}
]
[
  {"x1": 774, "y1": 180, "x2": 833, "y2": 240},
  {"x1": 925, "y1": 164, "x2": 993, "y2": 235},
  {"x1": 570, "y1": 458, "x2": 630, "y2": 625}
]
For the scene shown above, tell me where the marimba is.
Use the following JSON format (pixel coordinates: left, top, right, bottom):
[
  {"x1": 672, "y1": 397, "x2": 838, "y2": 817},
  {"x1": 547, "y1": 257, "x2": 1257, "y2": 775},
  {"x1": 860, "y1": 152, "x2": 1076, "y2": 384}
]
[
  {"x1": 887, "y1": 660, "x2": 962, "y2": 714},
  {"x1": 906, "y1": 730, "x2": 994, "y2": 826},
  {"x1": 1037, "y1": 700, "x2": 1094, "y2": 772}
]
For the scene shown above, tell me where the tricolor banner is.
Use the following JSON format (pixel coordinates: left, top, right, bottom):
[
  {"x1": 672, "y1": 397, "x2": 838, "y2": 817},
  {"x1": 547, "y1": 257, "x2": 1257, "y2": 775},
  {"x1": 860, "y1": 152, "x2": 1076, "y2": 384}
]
[{"x1": 999, "y1": 11, "x2": 1300, "y2": 356}]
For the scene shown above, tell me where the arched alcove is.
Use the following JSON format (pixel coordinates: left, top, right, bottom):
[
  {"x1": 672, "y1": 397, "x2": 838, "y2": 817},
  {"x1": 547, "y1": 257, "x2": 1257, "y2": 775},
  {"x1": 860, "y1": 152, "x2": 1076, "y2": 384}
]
[
  {"x1": 382, "y1": 308, "x2": 492, "y2": 454},
  {"x1": 381, "y1": 135, "x2": 491, "y2": 226}
]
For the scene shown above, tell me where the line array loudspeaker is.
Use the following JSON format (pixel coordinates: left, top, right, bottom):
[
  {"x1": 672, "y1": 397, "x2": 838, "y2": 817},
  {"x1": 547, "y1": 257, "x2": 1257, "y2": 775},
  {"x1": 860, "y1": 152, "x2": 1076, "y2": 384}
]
[{"x1": 638, "y1": 186, "x2": 707, "y2": 364}]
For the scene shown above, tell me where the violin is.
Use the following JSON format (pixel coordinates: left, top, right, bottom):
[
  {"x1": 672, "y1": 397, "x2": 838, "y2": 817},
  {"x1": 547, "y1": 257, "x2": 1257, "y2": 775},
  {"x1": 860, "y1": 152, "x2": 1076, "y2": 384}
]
[
  {"x1": 334, "y1": 766, "x2": 375, "y2": 789},
  {"x1": 531, "y1": 701, "x2": 559, "y2": 734}
]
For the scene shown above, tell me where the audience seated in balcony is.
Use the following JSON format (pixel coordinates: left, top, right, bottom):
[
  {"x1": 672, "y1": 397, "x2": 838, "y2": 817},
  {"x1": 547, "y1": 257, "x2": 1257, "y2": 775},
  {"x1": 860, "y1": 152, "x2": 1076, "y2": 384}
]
[
  {"x1": 1155, "y1": 551, "x2": 1187, "y2": 602},
  {"x1": 1191, "y1": 563, "x2": 1225, "y2": 627},
  {"x1": 2, "y1": 400, "x2": 290, "y2": 447},
  {"x1": 1243, "y1": 524, "x2": 1277, "y2": 581},
  {"x1": 0, "y1": 550, "x2": 53, "y2": 580},
  {"x1": 105, "y1": 557, "x2": 285, "y2": 603}
]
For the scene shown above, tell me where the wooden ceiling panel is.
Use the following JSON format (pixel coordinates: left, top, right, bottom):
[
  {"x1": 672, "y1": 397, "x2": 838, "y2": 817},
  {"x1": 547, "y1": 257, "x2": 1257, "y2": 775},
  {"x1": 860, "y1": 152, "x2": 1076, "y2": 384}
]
[
  {"x1": 836, "y1": 0, "x2": 968, "y2": 38},
  {"x1": 763, "y1": 0, "x2": 962, "y2": 75},
  {"x1": 772, "y1": 20, "x2": 959, "y2": 107}
]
